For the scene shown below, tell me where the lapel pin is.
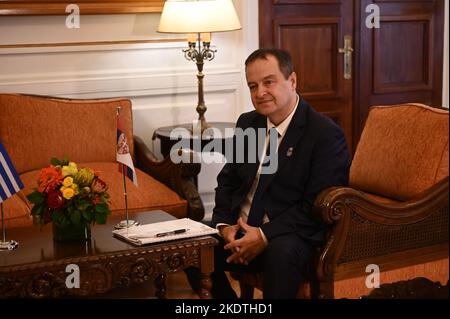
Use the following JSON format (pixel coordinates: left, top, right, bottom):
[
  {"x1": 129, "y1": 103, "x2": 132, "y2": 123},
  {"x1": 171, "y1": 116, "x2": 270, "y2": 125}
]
[{"x1": 286, "y1": 147, "x2": 294, "y2": 157}]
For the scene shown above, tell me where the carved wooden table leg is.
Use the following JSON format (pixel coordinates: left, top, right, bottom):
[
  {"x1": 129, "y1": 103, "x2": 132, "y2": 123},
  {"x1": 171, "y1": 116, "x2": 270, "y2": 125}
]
[
  {"x1": 198, "y1": 272, "x2": 212, "y2": 299},
  {"x1": 154, "y1": 273, "x2": 167, "y2": 299}
]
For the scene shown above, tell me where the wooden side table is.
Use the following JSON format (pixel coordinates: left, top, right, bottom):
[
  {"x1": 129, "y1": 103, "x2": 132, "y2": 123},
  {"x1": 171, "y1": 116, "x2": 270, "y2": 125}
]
[{"x1": 153, "y1": 122, "x2": 235, "y2": 158}]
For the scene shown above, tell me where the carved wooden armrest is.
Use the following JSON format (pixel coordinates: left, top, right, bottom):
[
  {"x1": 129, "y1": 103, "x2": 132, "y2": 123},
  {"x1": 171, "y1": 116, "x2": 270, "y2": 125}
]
[
  {"x1": 312, "y1": 177, "x2": 449, "y2": 225},
  {"x1": 133, "y1": 135, "x2": 204, "y2": 221},
  {"x1": 312, "y1": 177, "x2": 449, "y2": 286}
]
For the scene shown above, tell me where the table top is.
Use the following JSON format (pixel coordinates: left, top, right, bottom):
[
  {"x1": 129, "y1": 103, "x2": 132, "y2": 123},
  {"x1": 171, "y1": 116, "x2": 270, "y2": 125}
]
[
  {"x1": 0, "y1": 210, "x2": 216, "y2": 270},
  {"x1": 153, "y1": 121, "x2": 235, "y2": 140}
]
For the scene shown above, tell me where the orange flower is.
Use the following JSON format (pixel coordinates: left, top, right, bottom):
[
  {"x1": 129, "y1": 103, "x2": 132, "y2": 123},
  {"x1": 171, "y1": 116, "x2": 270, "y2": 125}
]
[{"x1": 37, "y1": 165, "x2": 63, "y2": 193}]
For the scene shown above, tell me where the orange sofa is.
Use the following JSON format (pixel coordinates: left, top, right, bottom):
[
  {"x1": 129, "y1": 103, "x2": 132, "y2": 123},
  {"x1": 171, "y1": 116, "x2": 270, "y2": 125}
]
[{"x1": 0, "y1": 93, "x2": 204, "y2": 228}]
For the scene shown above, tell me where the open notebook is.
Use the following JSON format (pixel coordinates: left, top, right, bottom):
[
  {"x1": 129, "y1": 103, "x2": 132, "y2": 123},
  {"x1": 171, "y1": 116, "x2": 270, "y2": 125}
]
[{"x1": 112, "y1": 218, "x2": 218, "y2": 245}]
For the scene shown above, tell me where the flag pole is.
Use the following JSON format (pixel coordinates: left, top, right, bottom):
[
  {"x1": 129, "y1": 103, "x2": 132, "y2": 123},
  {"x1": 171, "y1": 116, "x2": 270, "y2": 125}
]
[
  {"x1": 121, "y1": 163, "x2": 130, "y2": 226},
  {"x1": 0, "y1": 202, "x2": 18, "y2": 250},
  {"x1": 115, "y1": 106, "x2": 137, "y2": 229},
  {"x1": 1, "y1": 202, "x2": 5, "y2": 243}
]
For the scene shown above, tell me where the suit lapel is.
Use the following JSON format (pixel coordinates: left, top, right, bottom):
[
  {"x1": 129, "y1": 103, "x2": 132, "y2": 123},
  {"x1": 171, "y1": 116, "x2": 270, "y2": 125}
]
[{"x1": 258, "y1": 98, "x2": 309, "y2": 194}]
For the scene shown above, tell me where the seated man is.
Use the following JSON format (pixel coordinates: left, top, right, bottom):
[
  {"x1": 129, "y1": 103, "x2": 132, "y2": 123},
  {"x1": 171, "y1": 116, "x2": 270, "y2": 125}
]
[{"x1": 210, "y1": 48, "x2": 351, "y2": 298}]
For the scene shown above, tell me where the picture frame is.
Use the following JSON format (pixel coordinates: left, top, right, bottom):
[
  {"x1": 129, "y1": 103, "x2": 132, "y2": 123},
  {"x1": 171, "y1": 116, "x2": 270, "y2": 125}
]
[{"x1": 0, "y1": 0, "x2": 165, "y2": 15}]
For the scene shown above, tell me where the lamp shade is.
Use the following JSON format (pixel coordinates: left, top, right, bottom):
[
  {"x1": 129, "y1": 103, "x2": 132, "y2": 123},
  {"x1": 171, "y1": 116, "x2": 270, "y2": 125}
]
[{"x1": 157, "y1": 0, "x2": 242, "y2": 33}]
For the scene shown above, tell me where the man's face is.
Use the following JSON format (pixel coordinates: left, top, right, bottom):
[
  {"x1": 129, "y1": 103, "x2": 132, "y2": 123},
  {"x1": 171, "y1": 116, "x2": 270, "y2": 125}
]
[{"x1": 246, "y1": 55, "x2": 297, "y2": 122}]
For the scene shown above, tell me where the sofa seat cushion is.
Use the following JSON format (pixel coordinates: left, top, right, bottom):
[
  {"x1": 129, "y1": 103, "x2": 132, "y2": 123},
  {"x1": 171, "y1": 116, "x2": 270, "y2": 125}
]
[{"x1": 6, "y1": 162, "x2": 187, "y2": 228}]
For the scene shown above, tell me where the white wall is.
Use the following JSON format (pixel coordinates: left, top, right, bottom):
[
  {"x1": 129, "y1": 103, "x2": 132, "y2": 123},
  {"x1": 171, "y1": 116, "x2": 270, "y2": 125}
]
[{"x1": 0, "y1": 0, "x2": 258, "y2": 220}]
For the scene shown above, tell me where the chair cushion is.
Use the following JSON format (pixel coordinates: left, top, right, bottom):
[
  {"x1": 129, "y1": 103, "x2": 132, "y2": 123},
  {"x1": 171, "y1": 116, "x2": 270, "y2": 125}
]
[
  {"x1": 5, "y1": 162, "x2": 187, "y2": 228},
  {"x1": 350, "y1": 104, "x2": 449, "y2": 201}
]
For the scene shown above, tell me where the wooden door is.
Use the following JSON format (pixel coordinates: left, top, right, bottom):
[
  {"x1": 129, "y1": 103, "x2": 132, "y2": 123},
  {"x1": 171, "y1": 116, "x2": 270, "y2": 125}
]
[
  {"x1": 260, "y1": 0, "x2": 444, "y2": 152},
  {"x1": 355, "y1": 0, "x2": 444, "y2": 145},
  {"x1": 260, "y1": 0, "x2": 354, "y2": 151}
]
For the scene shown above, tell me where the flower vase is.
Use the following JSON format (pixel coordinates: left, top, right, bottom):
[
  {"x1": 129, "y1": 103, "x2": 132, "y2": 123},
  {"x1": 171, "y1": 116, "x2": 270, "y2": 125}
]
[{"x1": 52, "y1": 222, "x2": 91, "y2": 243}]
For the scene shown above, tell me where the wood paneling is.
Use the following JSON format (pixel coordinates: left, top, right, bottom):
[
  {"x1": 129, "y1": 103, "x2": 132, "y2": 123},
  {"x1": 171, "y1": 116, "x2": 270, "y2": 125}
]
[{"x1": 0, "y1": 0, "x2": 164, "y2": 15}]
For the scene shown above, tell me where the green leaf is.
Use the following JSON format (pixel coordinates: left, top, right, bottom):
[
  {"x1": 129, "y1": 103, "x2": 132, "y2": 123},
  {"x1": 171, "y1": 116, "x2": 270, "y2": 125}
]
[
  {"x1": 50, "y1": 157, "x2": 60, "y2": 166},
  {"x1": 31, "y1": 204, "x2": 44, "y2": 216},
  {"x1": 27, "y1": 191, "x2": 45, "y2": 204},
  {"x1": 82, "y1": 209, "x2": 93, "y2": 222},
  {"x1": 95, "y1": 203, "x2": 108, "y2": 214},
  {"x1": 52, "y1": 209, "x2": 68, "y2": 227},
  {"x1": 69, "y1": 208, "x2": 81, "y2": 225},
  {"x1": 95, "y1": 211, "x2": 108, "y2": 224},
  {"x1": 61, "y1": 156, "x2": 69, "y2": 166}
]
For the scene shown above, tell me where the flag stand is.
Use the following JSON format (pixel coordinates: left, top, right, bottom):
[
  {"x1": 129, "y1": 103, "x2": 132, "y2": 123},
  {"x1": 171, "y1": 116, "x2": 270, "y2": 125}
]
[
  {"x1": 115, "y1": 106, "x2": 138, "y2": 230},
  {"x1": 0, "y1": 202, "x2": 19, "y2": 250}
]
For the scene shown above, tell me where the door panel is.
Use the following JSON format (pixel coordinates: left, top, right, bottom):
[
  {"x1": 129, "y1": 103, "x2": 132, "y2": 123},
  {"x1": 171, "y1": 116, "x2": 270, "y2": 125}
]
[{"x1": 356, "y1": 0, "x2": 444, "y2": 146}]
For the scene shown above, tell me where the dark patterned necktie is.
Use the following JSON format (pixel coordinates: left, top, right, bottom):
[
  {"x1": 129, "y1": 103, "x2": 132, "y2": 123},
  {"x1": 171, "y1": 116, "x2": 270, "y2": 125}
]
[{"x1": 247, "y1": 128, "x2": 279, "y2": 227}]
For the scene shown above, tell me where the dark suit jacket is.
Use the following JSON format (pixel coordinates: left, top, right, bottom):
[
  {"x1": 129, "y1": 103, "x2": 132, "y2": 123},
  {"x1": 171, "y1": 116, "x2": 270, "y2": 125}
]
[{"x1": 212, "y1": 98, "x2": 351, "y2": 245}]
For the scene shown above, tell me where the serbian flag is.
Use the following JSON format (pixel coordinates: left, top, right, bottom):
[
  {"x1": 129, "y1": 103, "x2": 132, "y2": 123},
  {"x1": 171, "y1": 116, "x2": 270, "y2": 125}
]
[
  {"x1": 0, "y1": 141, "x2": 24, "y2": 203},
  {"x1": 116, "y1": 109, "x2": 138, "y2": 187}
]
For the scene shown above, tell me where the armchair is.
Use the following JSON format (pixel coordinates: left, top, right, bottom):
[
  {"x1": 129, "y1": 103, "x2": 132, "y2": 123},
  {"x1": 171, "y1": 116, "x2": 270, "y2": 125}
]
[
  {"x1": 0, "y1": 93, "x2": 204, "y2": 228},
  {"x1": 233, "y1": 103, "x2": 448, "y2": 299},
  {"x1": 313, "y1": 103, "x2": 448, "y2": 298}
]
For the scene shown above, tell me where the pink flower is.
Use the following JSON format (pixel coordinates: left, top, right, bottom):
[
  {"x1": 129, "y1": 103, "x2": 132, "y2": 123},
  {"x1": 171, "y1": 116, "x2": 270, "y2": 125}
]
[{"x1": 92, "y1": 178, "x2": 107, "y2": 193}]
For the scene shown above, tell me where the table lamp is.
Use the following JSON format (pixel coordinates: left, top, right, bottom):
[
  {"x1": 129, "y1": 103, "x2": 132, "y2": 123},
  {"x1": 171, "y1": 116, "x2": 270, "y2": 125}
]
[{"x1": 157, "y1": 0, "x2": 241, "y2": 132}]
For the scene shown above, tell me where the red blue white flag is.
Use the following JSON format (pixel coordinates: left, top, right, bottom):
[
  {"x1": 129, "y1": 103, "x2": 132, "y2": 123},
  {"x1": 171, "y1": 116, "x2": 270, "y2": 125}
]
[
  {"x1": 116, "y1": 109, "x2": 138, "y2": 187},
  {"x1": 0, "y1": 141, "x2": 24, "y2": 203}
]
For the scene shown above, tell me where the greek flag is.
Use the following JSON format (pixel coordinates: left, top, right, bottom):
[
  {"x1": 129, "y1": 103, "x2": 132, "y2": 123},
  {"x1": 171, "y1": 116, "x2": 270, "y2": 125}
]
[{"x1": 0, "y1": 141, "x2": 24, "y2": 203}]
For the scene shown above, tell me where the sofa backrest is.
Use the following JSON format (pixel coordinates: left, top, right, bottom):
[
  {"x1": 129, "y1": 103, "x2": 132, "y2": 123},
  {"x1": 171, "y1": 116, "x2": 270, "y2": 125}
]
[
  {"x1": 0, "y1": 94, "x2": 134, "y2": 174},
  {"x1": 350, "y1": 103, "x2": 449, "y2": 201}
]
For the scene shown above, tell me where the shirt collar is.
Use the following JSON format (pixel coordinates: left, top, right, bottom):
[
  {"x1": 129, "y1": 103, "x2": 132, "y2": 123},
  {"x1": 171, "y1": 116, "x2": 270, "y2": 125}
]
[{"x1": 267, "y1": 94, "x2": 300, "y2": 138}]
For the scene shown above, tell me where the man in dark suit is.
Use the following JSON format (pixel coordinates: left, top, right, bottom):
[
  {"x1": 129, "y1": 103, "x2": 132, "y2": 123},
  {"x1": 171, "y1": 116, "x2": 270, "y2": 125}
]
[{"x1": 210, "y1": 48, "x2": 351, "y2": 298}]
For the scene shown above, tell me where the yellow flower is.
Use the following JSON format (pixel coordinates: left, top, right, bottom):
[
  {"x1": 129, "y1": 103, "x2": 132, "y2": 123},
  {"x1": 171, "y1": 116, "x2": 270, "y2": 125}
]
[
  {"x1": 71, "y1": 183, "x2": 79, "y2": 195},
  {"x1": 62, "y1": 163, "x2": 78, "y2": 177},
  {"x1": 62, "y1": 176, "x2": 73, "y2": 187},
  {"x1": 61, "y1": 187, "x2": 75, "y2": 199}
]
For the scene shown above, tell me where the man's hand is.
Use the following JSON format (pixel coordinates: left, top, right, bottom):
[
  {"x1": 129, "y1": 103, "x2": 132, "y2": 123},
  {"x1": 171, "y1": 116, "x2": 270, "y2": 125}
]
[
  {"x1": 219, "y1": 223, "x2": 240, "y2": 244},
  {"x1": 224, "y1": 218, "x2": 267, "y2": 265}
]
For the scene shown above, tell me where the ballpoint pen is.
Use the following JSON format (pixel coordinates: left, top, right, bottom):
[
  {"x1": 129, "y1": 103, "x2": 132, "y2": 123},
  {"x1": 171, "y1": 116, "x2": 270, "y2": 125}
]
[{"x1": 156, "y1": 228, "x2": 189, "y2": 237}]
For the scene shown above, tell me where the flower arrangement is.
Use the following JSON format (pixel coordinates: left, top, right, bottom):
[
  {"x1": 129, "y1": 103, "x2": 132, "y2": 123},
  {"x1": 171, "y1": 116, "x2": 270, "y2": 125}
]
[{"x1": 27, "y1": 157, "x2": 111, "y2": 228}]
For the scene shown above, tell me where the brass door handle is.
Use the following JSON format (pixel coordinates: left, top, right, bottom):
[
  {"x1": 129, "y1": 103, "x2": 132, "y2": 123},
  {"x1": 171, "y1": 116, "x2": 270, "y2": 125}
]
[{"x1": 338, "y1": 35, "x2": 353, "y2": 79}]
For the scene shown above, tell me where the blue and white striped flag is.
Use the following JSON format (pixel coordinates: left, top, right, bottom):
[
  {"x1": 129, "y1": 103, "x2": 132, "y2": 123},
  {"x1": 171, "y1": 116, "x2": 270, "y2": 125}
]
[{"x1": 0, "y1": 141, "x2": 24, "y2": 203}]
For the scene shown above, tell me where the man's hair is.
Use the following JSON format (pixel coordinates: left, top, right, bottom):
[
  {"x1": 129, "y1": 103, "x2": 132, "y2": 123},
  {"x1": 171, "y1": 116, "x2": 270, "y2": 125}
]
[{"x1": 245, "y1": 48, "x2": 294, "y2": 79}]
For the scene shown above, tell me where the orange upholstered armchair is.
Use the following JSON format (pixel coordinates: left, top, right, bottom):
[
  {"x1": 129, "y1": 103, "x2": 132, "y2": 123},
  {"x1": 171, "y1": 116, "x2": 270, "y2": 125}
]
[
  {"x1": 312, "y1": 103, "x2": 448, "y2": 298},
  {"x1": 234, "y1": 103, "x2": 448, "y2": 299},
  {"x1": 0, "y1": 93, "x2": 204, "y2": 228}
]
